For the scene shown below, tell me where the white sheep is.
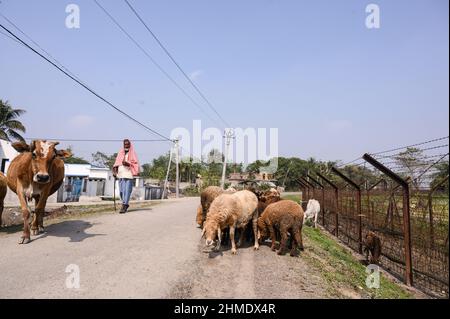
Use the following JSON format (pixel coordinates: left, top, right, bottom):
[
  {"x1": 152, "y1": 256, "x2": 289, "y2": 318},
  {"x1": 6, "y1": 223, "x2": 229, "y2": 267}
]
[
  {"x1": 303, "y1": 199, "x2": 320, "y2": 228},
  {"x1": 202, "y1": 190, "x2": 259, "y2": 254}
]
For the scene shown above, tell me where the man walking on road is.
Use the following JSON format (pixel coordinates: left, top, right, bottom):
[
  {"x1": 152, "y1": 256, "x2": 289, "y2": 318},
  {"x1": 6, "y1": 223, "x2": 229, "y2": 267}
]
[{"x1": 113, "y1": 139, "x2": 140, "y2": 214}]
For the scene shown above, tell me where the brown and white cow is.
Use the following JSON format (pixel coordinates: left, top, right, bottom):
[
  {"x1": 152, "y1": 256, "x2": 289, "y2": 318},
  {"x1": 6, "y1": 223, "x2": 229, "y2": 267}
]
[
  {"x1": 0, "y1": 172, "x2": 7, "y2": 226},
  {"x1": 6, "y1": 140, "x2": 71, "y2": 244}
]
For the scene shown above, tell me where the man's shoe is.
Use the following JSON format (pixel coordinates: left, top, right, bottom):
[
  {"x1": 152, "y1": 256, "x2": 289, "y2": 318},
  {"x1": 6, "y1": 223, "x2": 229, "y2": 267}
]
[
  {"x1": 119, "y1": 205, "x2": 126, "y2": 214},
  {"x1": 123, "y1": 204, "x2": 129, "y2": 213}
]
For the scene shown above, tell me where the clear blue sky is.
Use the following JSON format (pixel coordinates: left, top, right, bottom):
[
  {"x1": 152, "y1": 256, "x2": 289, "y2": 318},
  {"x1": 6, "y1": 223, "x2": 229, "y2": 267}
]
[{"x1": 0, "y1": 0, "x2": 448, "y2": 165}]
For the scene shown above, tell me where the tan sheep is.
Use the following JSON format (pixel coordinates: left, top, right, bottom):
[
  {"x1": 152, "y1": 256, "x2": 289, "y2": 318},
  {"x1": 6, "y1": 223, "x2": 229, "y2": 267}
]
[
  {"x1": 202, "y1": 190, "x2": 259, "y2": 255},
  {"x1": 195, "y1": 204, "x2": 203, "y2": 227},
  {"x1": 197, "y1": 186, "x2": 236, "y2": 228},
  {"x1": 257, "y1": 200, "x2": 304, "y2": 256}
]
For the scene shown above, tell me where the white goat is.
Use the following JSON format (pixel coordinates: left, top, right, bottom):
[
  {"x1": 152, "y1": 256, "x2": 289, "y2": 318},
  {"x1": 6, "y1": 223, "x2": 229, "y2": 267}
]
[{"x1": 304, "y1": 199, "x2": 320, "y2": 228}]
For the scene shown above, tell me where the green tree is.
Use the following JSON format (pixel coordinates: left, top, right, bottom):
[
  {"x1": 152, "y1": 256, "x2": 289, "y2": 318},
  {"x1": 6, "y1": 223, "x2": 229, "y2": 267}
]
[
  {"x1": 430, "y1": 161, "x2": 449, "y2": 192},
  {"x1": 63, "y1": 146, "x2": 89, "y2": 164},
  {"x1": 340, "y1": 164, "x2": 380, "y2": 187},
  {"x1": 394, "y1": 147, "x2": 428, "y2": 190},
  {"x1": 141, "y1": 153, "x2": 172, "y2": 181},
  {"x1": 0, "y1": 99, "x2": 26, "y2": 142},
  {"x1": 92, "y1": 151, "x2": 117, "y2": 169}
]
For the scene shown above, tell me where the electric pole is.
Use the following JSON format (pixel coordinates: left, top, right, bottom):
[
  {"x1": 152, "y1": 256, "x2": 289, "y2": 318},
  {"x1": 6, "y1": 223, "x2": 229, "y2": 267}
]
[
  {"x1": 221, "y1": 129, "x2": 235, "y2": 189},
  {"x1": 162, "y1": 145, "x2": 174, "y2": 199},
  {"x1": 175, "y1": 139, "x2": 180, "y2": 198}
]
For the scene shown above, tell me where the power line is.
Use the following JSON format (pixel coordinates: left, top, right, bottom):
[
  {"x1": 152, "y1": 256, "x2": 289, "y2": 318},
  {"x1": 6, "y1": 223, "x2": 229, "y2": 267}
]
[
  {"x1": 123, "y1": 0, "x2": 231, "y2": 128},
  {"x1": 0, "y1": 13, "x2": 88, "y2": 86},
  {"x1": 370, "y1": 136, "x2": 449, "y2": 156},
  {"x1": 0, "y1": 28, "x2": 22, "y2": 45},
  {"x1": 0, "y1": 22, "x2": 173, "y2": 142},
  {"x1": 93, "y1": 0, "x2": 222, "y2": 128},
  {"x1": 24, "y1": 138, "x2": 169, "y2": 142}
]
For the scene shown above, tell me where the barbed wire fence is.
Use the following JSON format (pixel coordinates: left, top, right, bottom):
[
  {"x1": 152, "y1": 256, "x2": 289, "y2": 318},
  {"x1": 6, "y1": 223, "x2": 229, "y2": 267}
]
[{"x1": 300, "y1": 136, "x2": 449, "y2": 298}]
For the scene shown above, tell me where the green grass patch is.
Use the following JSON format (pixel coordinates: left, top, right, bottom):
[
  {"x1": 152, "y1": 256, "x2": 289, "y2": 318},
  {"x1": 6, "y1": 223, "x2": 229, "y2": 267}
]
[
  {"x1": 302, "y1": 226, "x2": 414, "y2": 299},
  {"x1": 282, "y1": 194, "x2": 302, "y2": 203}
]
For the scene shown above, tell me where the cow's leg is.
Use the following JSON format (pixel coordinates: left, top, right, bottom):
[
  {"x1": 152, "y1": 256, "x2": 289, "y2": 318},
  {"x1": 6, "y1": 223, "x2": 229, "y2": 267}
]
[
  {"x1": 230, "y1": 225, "x2": 237, "y2": 255},
  {"x1": 35, "y1": 191, "x2": 49, "y2": 234},
  {"x1": 253, "y1": 216, "x2": 260, "y2": 251},
  {"x1": 0, "y1": 201, "x2": 3, "y2": 227},
  {"x1": 17, "y1": 185, "x2": 31, "y2": 244},
  {"x1": 30, "y1": 195, "x2": 40, "y2": 235}
]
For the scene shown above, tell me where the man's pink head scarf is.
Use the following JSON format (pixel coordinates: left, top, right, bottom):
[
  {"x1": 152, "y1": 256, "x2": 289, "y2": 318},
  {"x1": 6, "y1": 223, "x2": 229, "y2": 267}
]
[{"x1": 113, "y1": 141, "x2": 140, "y2": 176}]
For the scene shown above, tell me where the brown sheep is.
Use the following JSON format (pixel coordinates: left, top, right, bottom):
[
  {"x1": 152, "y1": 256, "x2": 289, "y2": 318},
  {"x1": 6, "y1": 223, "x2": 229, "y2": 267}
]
[
  {"x1": 257, "y1": 189, "x2": 281, "y2": 216},
  {"x1": 195, "y1": 204, "x2": 203, "y2": 227},
  {"x1": 202, "y1": 190, "x2": 259, "y2": 255},
  {"x1": 199, "y1": 186, "x2": 223, "y2": 228},
  {"x1": 242, "y1": 189, "x2": 281, "y2": 243},
  {"x1": 0, "y1": 172, "x2": 7, "y2": 226},
  {"x1": 198, "y1": 186, "x2": 236, "y2": 228},
  {"x1": 364, "y1": 231, "x2": 382, "y2": 264},
  {"x1": 257, "y1": 200, "x2": 304, "y2": 257}
]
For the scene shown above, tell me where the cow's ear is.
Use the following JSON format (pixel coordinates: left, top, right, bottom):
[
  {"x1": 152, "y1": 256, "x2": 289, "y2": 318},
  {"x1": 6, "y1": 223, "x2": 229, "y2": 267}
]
[
  {"x1": 56, "y1": 149, "x2": 72, "y2": 158},
  {"x1": 12, "y1": 142, "x2": 31, "y2": 153}
]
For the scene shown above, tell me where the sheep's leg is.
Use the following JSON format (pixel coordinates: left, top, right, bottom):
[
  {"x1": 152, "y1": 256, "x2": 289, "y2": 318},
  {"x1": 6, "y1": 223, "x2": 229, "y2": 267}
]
[
  {"x1": 237, "y1": 229, "x2": 245, "y2": 248},
  {"x1": 291, "y1": 229, "x2": 304, "y2": 256},
  {"x1": 215, "y1": 228, "x2": 222, "y2": 251},
  {"x1": 253, "y1": 217, "x2": 259, "y2": 251},
  {"x1": 277, "y1": 231, "x2": 288, "y2": 255},
  {"x1": 298, "y1": 225, "x2": 304, "y2": 251},
  {"x1": 268, "y1": 225, "x2": 277, "y2": 251},
  {"x1": 364, "y1": 247, "x2": 370, "y2": 262},
  {"x1": 230, "y1": 226, "x2": 237, "y2": 255},
  {"x1": 314, "y1": 212, "x2": 319, "y2": 228}
]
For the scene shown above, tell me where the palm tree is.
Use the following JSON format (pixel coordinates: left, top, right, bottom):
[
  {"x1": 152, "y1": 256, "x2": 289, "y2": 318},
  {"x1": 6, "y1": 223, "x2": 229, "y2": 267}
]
[{"x1": 0, "y1": 99, "x2": 26, "y2": 142}]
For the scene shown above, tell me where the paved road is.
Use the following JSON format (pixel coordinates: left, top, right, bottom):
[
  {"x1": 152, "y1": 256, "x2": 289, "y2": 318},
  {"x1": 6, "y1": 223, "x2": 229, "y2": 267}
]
[{"x1": 0, "y1": 198, "x2": 326, "y2": 299}]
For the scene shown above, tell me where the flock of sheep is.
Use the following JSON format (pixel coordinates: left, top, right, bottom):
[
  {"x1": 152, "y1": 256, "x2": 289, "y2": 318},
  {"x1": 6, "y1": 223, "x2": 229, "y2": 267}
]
[{"x1": 196, "y1": 186, "x2": 320, "y2": 256}]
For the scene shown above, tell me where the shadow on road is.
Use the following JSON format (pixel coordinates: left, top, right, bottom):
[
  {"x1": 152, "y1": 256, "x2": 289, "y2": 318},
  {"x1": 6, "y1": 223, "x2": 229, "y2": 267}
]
[{"x1": 39, "y1": 220, "x2": 105, "y2": 242}]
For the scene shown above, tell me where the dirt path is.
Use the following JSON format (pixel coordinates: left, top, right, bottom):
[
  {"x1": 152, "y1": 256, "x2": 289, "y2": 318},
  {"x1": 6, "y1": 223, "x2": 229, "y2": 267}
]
[{"x1": 0, "y1": 197, "x2": 332, "y2": 299}]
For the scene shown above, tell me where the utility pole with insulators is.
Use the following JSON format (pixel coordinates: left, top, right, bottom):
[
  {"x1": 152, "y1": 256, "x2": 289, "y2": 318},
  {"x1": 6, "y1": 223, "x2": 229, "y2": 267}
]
[
  {"x1": 175, "y1": 139, "x2": 180, "y2": 198},
  {"x1": 162, "y1": 144, "x2": 174, "y2": 199},
  {"x1": 221, "y1": 129, "x2": 235, "y2": 190}
]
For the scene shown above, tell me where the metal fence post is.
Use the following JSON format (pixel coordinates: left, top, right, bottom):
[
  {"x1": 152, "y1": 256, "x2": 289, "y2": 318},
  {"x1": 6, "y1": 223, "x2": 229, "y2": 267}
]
[
  {"x1": 331, "y1": 167, "x2": 363, "y2": 254},
  {"x1": 317, "y1": 172, "x2": 339, "y2": 237},
  {"x1": 428, "y1": 176, "x2": 449, "y2": 248},
  {"x1": 363, "y1": 153, "x2": 413, "y2": 286},
  {"x1": 296, "y1": 179, "x2": 310, "y2": 210},
  {"x1": 307, "y1": 174, "x2": 326, "y2": 226}
]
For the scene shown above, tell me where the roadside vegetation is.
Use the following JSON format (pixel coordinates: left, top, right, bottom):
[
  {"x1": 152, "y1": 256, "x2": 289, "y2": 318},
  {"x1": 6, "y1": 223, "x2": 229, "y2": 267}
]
[{"x1": 283, "y1": 194, "x2": 416, "y2": 299}]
